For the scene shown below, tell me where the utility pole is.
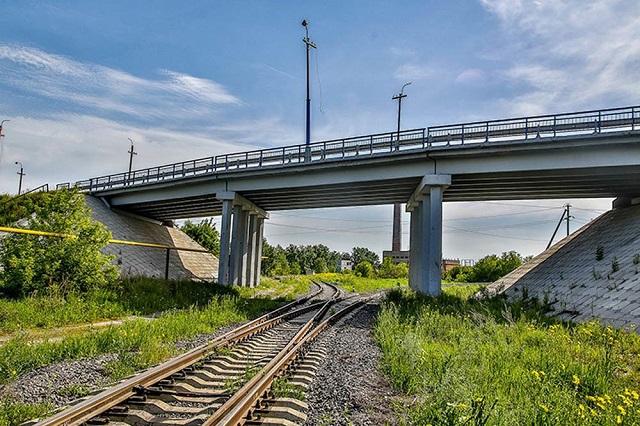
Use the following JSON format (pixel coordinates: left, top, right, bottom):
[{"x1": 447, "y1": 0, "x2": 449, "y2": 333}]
[
  {"x1": 15, "y1": 161, "x2": 24, "y2": 195},
  {"x1": 391, "y1": 83, "x2": 411, "y2": 252},
  {"x1": 301, "y1": 19, "x2": 316, "y2": 149},
  {"x1": 565, "y1": 203, "x2": 572, "y2": 237},
  {"x1": 546, "y1": 203, "x2": 574, "y2": 249},
  {"x1": 392, "y1": 82, "x2": 411, "y2": 151},
  {"x1": 127, "y1": 138, "x2": 137, "y2": 184}
]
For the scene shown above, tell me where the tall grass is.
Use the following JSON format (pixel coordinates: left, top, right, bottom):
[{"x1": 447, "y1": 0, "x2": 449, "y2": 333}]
[
  {"x1": 375, "y1": 288, "x2": 640, "y2": 425},
  {"x1": 0, "y1": 278, "x2": 244, "y2": 335},
  {"x1": 315, "y1": 272, "x2": 408, "y2": 293}
]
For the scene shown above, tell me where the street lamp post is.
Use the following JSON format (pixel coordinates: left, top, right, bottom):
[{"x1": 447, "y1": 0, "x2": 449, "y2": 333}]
[
  {"x1": 392, "y1": 82, "x2": 411, "y2": 151},
  {"x1": 301, "y1": 19, "x2": 316, "y2": 152},
  {"x1": 15, "y1": 161, "x2": 24, "y2": 195},
  {"x1": 0, "y1": 120, "x2": 9, "y2": 138},
  {"x1": 127, "y1": 138, "x2": 137, "y2": 185},
  {"x1": 391, "y1": 82, "x2": 411, "y2": 252}
]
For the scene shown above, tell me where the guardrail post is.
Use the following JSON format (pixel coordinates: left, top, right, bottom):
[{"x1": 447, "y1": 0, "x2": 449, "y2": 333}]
[
  {"x1": 633, "y1": 107, "x2": 636, "y2": 131},
  {"x1": 422, "y1": 129, "x2": 426, "y2": 149},
  {"x1": 370, "y1": 135, "x2": 373, "y2": 153},
  {"x1": 598, "y1": 111, "x2": 602, "y2": 133},
  {"x1": 342, "y1": 140, "x2": 345, "y2": 158},
  {"x1": 259, "y1": 151, "x2": 263, "y2": 167},
  {"x1": 323, "y1": 142, "x2": 327, "y2": 160},
  {"x1": 525, "y1": 118, "x2": 529, "y2": 139},
  {"x1": 245, "y1": 152, "x2": 249, "y2": 168},
  {"x1": 461, "y1": 124, "x2": 465, "y2": 144},
  {"x1": 89, "y1": 178, "x2": 93, "y2": 192},
  {"x1": 553, "y1": 116, "x2": 557, "y2": 138},
  {"x1": 485, "y1": 122, "x2": 489, "y2": 142}
]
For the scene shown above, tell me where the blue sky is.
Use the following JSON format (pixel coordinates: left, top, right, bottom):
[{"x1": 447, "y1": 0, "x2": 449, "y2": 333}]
[{"x1": 0, "y1": 0, "x2": 637, "y2": 258}]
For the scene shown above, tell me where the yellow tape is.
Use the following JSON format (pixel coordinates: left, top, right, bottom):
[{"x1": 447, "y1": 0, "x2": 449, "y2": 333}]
[{"x1": 0, "y1": 226, "x2": 210, "y2": 253}]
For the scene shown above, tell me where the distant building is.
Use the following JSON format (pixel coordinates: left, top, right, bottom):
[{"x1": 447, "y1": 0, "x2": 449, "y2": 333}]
[
  {"x1": 383, "y1": 250, "x2": 410, "y2": 264},
  {"x1": 383, "y1": 252, "x2": 476, "y2": 272},
  {"x1": 339, "y1": 259, "x2": 353, "y2": 271}
]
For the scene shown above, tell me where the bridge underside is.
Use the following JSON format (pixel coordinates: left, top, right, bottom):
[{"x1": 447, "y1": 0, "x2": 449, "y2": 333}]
[{"x1": 114, "y1": 166, "x2": 640, "y2": 221}]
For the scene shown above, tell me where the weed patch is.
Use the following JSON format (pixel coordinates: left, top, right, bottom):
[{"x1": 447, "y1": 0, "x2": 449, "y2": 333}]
[{"x1": 375, "y1": 288, "x2": 640, "y2": 425}]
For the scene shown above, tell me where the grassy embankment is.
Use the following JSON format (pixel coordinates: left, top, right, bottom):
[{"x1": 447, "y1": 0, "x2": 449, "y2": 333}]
[{"x1": 376, "y1": 287, "x2": 640, "y2": 425}]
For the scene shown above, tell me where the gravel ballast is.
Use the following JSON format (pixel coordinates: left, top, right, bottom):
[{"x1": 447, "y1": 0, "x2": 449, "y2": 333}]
[{"x1": 304, "y1": 299, "x2": 403, "y2": 426}]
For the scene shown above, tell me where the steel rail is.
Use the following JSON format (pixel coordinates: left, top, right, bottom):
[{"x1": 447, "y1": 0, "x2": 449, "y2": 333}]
[
  {"x1": 35, "y1": 282, "x2": 334, "y2": 426},
  {"x1": 208, "y1": 296, "x2": 367, "y2": 425}
]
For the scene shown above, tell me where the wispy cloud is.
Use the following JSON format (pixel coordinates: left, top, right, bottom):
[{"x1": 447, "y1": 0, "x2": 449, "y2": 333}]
[
  {"x1": 393, "y1": 63, "x2": 435, "y2": 81},
  {"x1": 0, "y1": 44, "x2": 240, "y2": 120},
  {"x1": 480, "y1": 0, "x2": 640, "y2": 115}
]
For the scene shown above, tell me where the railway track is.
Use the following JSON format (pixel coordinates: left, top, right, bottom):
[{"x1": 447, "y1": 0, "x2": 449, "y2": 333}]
[{"x1": 34, "y1": 282, "x2": 367, "y2": 426}]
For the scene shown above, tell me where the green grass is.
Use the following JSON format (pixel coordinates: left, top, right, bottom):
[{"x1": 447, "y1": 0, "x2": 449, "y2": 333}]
[
  {"x1": 315, "y1": 272, "x2": 408, "y2": 293},
  {"x1": 0, "y1": 277, "x2": 247, "y2": 336},
  {"x1": 375, "y1": 287, "x2": 640, "y2": 425},
  {"x1": 236, "y1": 275, "x2": 314, "y2": 300},
  {"x1": 0, "y1": 400, "x2": 52, "y2": 426}
]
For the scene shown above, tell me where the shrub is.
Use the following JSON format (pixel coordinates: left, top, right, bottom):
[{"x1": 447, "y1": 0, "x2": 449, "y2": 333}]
[
  {"x1": 444, "y1": 251, "x2": 524, "y2": 283},
  {"x1": 378, "y1": 257, "x2": 408, "y2": 279},
  {"x1": 180, "y1": 218, "x2": 220, "y2": 256},
  {"x1": 0, "y1": 190, "x2": 118, "y2": 297},
  {"x1": 354, "y1": 261, "x2": 376, "y2": 278}
]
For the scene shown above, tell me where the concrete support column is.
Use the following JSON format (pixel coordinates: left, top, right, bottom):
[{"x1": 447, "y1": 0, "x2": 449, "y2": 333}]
[
  {"x1": 229, "y1": 206, "x2": 248, "y2": 285},
  {"x1": 418, "y1": 194, "x2": 432, "y2": 294},
  {"x1": 406, "y1": 174, "x2": 451, "y2": 296},
  {"x1": 245, "y1": 214, "x2": 258, "y2": 287},
  {"x1": 408, "y1": 202, "x2": 420, "y2": 291},
  {"x1": 217, "y1": 198, "x2": 233, "y2": 285},
  {"x1": 253, "y1": 217, "x2": 264, "y2": 287},
  {"x1": 427, "y1": 186, "x2": 444, "y2": 296}
]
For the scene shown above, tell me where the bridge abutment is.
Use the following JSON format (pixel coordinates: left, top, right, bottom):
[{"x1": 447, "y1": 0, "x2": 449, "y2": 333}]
[
  {"x1": 407, "y1": 175, "x2": 451, "y2": 296},
  {"x1": 216, "y1": 192, "x2": 268, "y2": 286}
]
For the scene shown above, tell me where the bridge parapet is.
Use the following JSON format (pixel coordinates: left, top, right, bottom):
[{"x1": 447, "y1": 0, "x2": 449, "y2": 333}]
[{"x1": 55, "y1": 105, "x2": 639, "y2": 194}]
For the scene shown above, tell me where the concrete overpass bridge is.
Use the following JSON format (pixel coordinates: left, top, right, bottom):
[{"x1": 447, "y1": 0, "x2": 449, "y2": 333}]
[{"x1": 58, "y1": 105, "x2": 640, "y2": 295}]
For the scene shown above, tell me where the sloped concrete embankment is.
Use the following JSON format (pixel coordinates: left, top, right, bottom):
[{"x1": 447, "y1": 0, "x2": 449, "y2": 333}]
[
  {"x1": 86, "y1": 196, "x2": 218, "y2": 281},
  {"x1": 487, "y1": 204, "x2": 640, "y2": 332}
]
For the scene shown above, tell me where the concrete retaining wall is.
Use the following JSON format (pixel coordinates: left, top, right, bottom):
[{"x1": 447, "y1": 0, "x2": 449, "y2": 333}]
[
  {"x1": 487, "y1": 204, "x2": 640, "y2": 332},
  {"x1": 86, "y1": 196, "x2": 218, "y2": 281}
]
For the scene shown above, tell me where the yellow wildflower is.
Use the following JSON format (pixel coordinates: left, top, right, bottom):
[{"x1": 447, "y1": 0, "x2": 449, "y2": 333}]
[
  {"x1": 538, "y1": 403, "x2": 550, "y2": 413},
  {"x1": 617, "y1": 405, "x2": 627, "y2": 416},
  {"x1": 617, "y1": 415, "x2": 623, "y2": 424},
  {"x1": 572, "y1": 375, "x2": 581, "y2": 386}
]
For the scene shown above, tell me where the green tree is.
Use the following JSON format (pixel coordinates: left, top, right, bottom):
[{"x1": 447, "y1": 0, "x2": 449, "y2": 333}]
[
  {"x1": 354, "y1": 261, "x2": 376, "y2": 278},
  {"x1": 0, "y1": 190, "x2": 118, "y2": 297},
  {"x1": 352, "y1": 247, "x2": 380, "y2": 267},
  {"x1": 378, "y1": 257, "x2": 409, "y2": 278},
  {"x1": 180, "y1": 218, "x2": 220, "y2": 256}
]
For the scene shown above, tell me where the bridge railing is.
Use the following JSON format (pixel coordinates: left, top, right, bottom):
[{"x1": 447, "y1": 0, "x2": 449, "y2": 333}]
[
  {"x1": 63, "y1": 105, "x2": 638, "y2": 193},
  {"x1": 427, "y1": 105, "x2": 637, "y2": 146}
]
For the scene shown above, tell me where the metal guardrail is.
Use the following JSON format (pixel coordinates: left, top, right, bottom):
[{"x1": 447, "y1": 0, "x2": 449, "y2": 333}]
[
  {"x1": 15, "y1": 183, "x2": 49, "y2": 198},
  {"x1": 57, "y1": 105, "x2": 638, "y2": 193}
]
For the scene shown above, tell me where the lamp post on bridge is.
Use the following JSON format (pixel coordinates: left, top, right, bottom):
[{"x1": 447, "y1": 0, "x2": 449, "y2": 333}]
[
  {"x1": 0, "y1": 120, "x2": 9, "y2": 138},
  {"x1": 302, "y1": 19, "x2": 316, "y2": 155},
  {"x1": 127, "y1": 138, "x2": 137, "y2": 185},
  {"x1": 15, "y1": 161, "x2": 25, "y2": 195},
  {"x1": 391, "y1": 82, "x2": 411, "y2": 252},
  {"x1": 392, "y1": 82, "x2": 412, "y2": 151}
]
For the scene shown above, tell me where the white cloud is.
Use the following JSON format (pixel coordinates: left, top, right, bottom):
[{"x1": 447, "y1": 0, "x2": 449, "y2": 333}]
[
  {"x1": 0, "y1": 112, "x2": 302, "y2": 195},
  {"x1": 394, "y1": 64, "x2": 434, "y2": 81},
  {"x1": 480, "y1": 0, "x2": 640, "y2": 115},
  {"x1": 455, "y1": 68, "x2": 485, "y2": 84},
  {"x1": 0, "y1": 44, "x2": 240, "y2": 120}
]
